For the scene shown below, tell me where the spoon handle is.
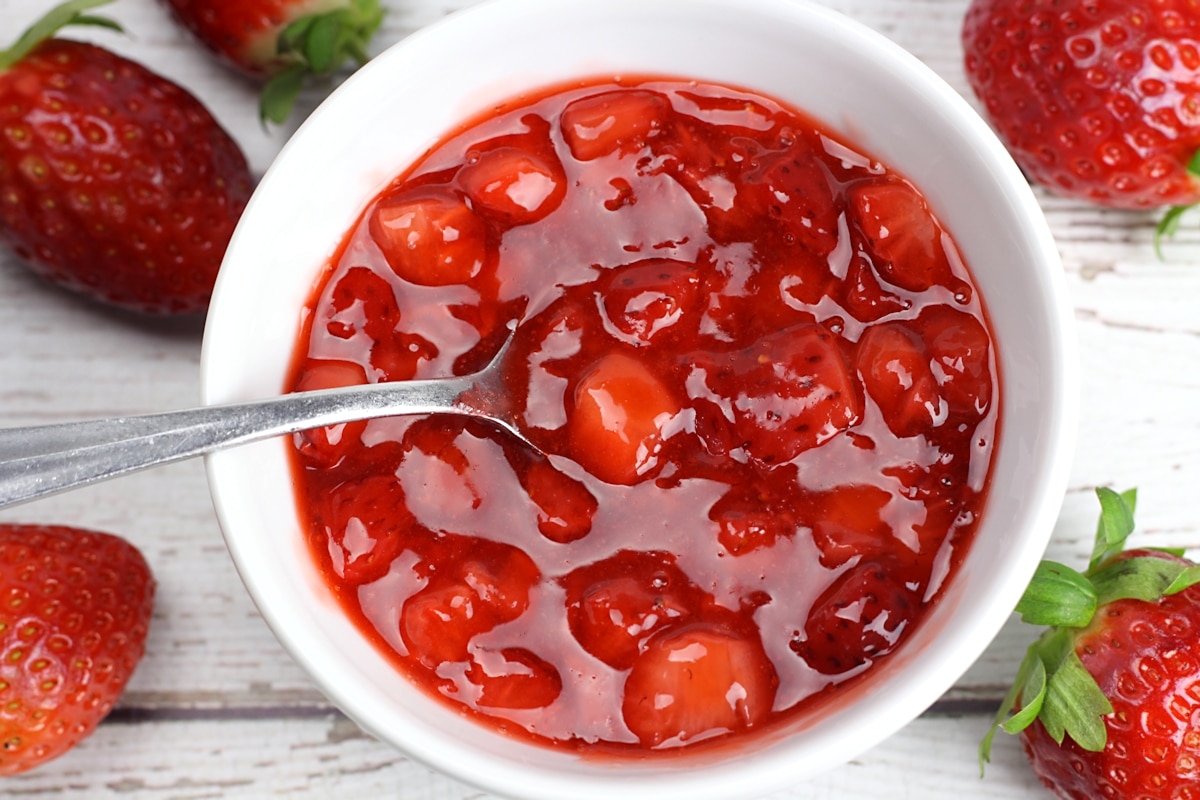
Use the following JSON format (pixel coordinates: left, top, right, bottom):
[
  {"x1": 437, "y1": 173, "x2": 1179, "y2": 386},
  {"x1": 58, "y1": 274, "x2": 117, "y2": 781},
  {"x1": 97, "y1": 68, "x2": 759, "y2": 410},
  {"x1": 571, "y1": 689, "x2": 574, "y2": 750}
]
[{"x1": 0, "y1": 373, "x2": 478, "y2": 509}]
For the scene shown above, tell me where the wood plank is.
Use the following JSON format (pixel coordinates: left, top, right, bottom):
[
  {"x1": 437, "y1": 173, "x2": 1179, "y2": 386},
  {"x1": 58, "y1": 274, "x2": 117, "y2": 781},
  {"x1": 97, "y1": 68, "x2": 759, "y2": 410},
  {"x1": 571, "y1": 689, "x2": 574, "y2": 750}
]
[{"x1": 0, "y1": 713, "x2": 1047, "y2": 799}]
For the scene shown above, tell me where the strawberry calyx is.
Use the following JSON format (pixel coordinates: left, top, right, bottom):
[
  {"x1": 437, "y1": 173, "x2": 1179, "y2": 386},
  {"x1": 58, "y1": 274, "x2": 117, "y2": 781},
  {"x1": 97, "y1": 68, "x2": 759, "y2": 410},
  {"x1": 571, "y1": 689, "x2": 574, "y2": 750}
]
[
  {"x1": 259, "y1": 0, "x2": 384, "y2": 125},
  {"x1": 1154, "y1": 148, "x2": 1200, "y2": 259},
  {"x1": 979, "y1": 487, "x2": 1200, "y2": 770},
  {"x1": 0, "y1": 0, "x2": 121, "y2": 72}
]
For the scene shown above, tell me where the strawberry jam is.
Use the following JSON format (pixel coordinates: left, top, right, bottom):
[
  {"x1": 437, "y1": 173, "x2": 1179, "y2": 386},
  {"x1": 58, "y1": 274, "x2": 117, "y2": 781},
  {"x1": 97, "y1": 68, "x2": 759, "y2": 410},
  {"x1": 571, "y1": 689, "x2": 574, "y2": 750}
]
[{"x1": 286, "y1": 77, "x2": 999, "y2": 753}]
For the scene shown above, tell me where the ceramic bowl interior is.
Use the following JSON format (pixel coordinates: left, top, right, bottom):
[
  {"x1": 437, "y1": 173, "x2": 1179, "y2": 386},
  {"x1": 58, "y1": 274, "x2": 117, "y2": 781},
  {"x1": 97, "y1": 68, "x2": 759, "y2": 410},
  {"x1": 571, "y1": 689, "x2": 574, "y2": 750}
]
[{"x1": 201, "y1": 0, "x2": 1078, "y2": 798}]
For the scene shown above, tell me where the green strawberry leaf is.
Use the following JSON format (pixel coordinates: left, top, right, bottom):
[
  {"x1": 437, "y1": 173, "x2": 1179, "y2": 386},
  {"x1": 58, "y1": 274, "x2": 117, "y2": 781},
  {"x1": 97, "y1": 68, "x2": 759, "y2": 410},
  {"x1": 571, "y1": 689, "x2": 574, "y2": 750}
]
[
  {"x1": 1155, "y1": 205, "x2": 1192, "y2": 259},
  {"x1": 1015, "y1": 561, "x2": 1096, "y2": 627},
  {"x1": 1165, "y1": 564, "x2": 1200, "y2": 596},
  {"x1": 1002, "y1": 652, "x2": 1048, "y2": 735},
  {"x1": 980, "y1": 646, "x2": 1045, "y2": 771},
  {"x1": 0, "y1": 0, "x2": 120, "y2": 71},
  {"x1": 1091, "y1": 554, "x2": 1200, "y2": 606},
  {"x1": 303, "y1": 14, "x2": 346, "y2": 75},
  {"x1": 1155, "y1": 148, "x2": 1200, "y2": 259},
  {"x1": 260, "y1": 64, "x2": 309, "y2": 126},
  {"x1": 1027, "y1": 628, "x2": 1109, "y2": 749},
  {"x1": 259, "y1": 0, "x2": 384, "y2": 124},
  {"x1": 1089, "y1": 486, "x2": 1137, "y2": 570},
  {"x1": 1040, "y1": 648, "x2": 1112, "y2": 751}
]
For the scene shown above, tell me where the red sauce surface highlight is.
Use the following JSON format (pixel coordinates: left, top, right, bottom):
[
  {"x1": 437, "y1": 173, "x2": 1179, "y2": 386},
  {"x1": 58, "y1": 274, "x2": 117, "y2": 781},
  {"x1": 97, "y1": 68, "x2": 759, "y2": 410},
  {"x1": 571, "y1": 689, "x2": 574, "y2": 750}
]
[{"x1": 286, "y1": 76, "x2": 1000, "y2": 754}]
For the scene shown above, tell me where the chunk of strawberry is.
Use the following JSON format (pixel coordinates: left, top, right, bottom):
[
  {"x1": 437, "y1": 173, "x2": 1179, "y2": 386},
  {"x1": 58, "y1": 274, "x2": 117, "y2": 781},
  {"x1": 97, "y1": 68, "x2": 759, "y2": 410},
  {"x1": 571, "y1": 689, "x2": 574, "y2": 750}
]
[
  {"x1": 841, "y1": 249, "x2": 910, "y2": 323},
  {"x1": 921, "y1": 306, "x2": 993, "y2": 416},
  {"x1": 856, "y1": 321, "x2": 945, "y2": 438},
  {"x1": 458, "y1": 146, "x2": 566, "y2": 225},
  {"x1": 400, "y1": 541, "x2": 539, "y2": 667},
  {"x1": 696, "y1": 247, "x2": 831, "y2": 346},
  {"x1": 793, "y1": 558, "x2": 923, "y2": 675},
  {"x1": 314, "y1": 266, "x2": 437, "y2": 383},
  {"x1": 517, "y1": 456, "x2": 598, "y2": 544},
  {"x1": 745, "y1": 148, "x2": 841, "y2": 255},
  {"x1": 567, "y1": 352, "x2": 681, "y2": 485},
  {"x1": 465, "y1": 647, "x2": 563, "y2": 710},
  {"x1": 560, "y1": 550, "x2": 702, "y2": 670},
  {"x1": 295, "y1": 359, "x2": 369, "y2": 393},
  {"x1": 622, "y1": 623, "x2": 778, "y2": 747},
  {"x1": 324, "y1": 265, "x2": 403, "y2": 341},
  {"x1": 291, "y1": 358, "x2": 369, "y2": 468},
  {"x1": 318, "y1": 473, "x2": 413, "y2": 585},
  {"x1": 709, "y1": 482, "x2": 798, "y2": 556},
  {"x1": 598, "y1": 258, "x2": 701, "y2": 346},
  {"x1": 369, "y1": 188, "x2": 489, "y2": 286},
  {"x1": 692, "y1": 323, "x2": 860, "y2": 465},
  {"x1": 849, "y1": 179, "x2": 953, "y2": 293},
  {"x1": 807, "y1": 484, "x2": 896, "y2": 568},
  {"x1": 560, "y1": 89, "x2": 670, "y2": 161}
]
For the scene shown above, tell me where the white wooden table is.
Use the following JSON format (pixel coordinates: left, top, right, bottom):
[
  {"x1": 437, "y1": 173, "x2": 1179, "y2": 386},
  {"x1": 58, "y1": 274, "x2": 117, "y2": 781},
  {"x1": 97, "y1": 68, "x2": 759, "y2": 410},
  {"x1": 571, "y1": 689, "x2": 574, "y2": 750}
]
[{"x1": 1, "y1": 0, "x2": 1197, "y2": 796}]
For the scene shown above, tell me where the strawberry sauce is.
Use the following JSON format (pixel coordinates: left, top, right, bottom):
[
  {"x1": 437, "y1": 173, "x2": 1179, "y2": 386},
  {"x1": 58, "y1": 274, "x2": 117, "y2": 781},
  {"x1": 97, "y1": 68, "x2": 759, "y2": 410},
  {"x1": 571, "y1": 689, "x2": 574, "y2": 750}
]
[{"x1": 286, "y1": 77, "x2": 999, "y2": 753}]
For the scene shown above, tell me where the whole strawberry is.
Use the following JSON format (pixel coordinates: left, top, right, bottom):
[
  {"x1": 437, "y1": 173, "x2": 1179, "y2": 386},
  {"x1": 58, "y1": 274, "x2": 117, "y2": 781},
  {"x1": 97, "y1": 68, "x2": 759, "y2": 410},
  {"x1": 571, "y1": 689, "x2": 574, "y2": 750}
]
[
  {"x1": 0, "y1": 0, "x2": 253, "y2": 315},
  {"x1": 0, "y1": 524, "x2": 155, "y2": 775},
  {"x1": 962, "y1": 0, "x2": 1200, "y2": 233},
  {"x1": 160, "y1": 0, "x2": 384, "y2": 123},
  {"x1": 981, "y1": 488, "x2": 1200, "y2": 799}
]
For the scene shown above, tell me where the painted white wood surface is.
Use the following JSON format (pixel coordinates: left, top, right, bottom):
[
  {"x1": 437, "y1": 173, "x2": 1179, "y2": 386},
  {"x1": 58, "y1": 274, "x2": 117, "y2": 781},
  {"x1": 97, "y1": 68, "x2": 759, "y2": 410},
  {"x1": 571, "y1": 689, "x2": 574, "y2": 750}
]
[{"x1": 1, "y1": 0, "x2": 1198, "y2": 796}]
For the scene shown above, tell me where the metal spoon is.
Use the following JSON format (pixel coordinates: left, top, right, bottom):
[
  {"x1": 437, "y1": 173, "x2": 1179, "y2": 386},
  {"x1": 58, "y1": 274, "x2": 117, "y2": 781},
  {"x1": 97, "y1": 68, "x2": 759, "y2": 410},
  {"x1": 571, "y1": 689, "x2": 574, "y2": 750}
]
[{"x1": 0, "y1": 334, "x2": 528, "y2": 509}]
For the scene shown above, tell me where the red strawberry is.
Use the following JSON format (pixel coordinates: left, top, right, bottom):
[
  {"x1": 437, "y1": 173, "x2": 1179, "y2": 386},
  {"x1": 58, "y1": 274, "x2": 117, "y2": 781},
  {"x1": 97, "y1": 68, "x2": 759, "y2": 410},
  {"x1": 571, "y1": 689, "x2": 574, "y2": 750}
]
[
  {"x1": 961, "y1": 0, "x2": 1200, "y2": 243},
  {"x1": 160, "y1": 0, "x2": 384, "y2": 123},
  {"x1": 806, "y1": 484, "x2": 896, "y2": 568},
  {"x1": 0, "y1": 1, "x2": 252, "y2": 315},
  {"x1": 317, "y1": 473, "x2": 412, "y2": 585},
  {"x1": 457, "y1": 145, "x2": 566, "y2": 226},
  {"x1": 981, "y1": 488, "x2": 1200, "y2": 800},
  {"x1": 0, "y1": 524, "x2": 155, "y2": 775}
]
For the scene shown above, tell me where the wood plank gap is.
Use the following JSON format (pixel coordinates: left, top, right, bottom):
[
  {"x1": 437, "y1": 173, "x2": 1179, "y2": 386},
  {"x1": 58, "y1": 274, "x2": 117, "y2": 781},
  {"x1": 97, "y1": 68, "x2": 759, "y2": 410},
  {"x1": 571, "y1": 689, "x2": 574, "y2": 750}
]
[{"x1": 102, "y1": 694, "x2": 1008, "y2": 726}]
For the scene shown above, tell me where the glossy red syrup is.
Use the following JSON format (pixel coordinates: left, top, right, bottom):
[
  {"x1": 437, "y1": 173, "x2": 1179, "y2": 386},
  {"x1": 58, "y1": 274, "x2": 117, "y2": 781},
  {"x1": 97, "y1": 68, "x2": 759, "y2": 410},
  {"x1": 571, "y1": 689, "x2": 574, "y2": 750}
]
[{"x1": 286, "y1": 76, "x2": 999, "y2": 754}]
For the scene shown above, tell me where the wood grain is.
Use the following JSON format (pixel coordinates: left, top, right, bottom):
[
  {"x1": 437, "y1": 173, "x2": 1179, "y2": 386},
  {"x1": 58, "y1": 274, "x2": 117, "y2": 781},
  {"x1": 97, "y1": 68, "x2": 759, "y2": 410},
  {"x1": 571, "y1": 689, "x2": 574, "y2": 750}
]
[{"x1": 2, "y1": 0, "x2": 1198, "y2": 796}]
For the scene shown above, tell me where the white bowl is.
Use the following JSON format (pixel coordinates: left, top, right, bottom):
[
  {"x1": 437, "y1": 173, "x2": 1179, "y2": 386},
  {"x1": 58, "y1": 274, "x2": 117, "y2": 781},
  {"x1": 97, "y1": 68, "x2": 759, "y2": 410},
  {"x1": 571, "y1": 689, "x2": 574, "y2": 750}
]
[{"x1": 201, "y1": 0, "x2": 1078, "y2": 798}]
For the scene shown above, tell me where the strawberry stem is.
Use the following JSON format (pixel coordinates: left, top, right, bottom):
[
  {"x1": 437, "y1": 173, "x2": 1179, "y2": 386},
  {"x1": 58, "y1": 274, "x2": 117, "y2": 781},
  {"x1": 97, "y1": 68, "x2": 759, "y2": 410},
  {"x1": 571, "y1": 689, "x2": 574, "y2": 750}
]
[{"x1": 0, "y1": 0, "x2": 121, "y2": 72}]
